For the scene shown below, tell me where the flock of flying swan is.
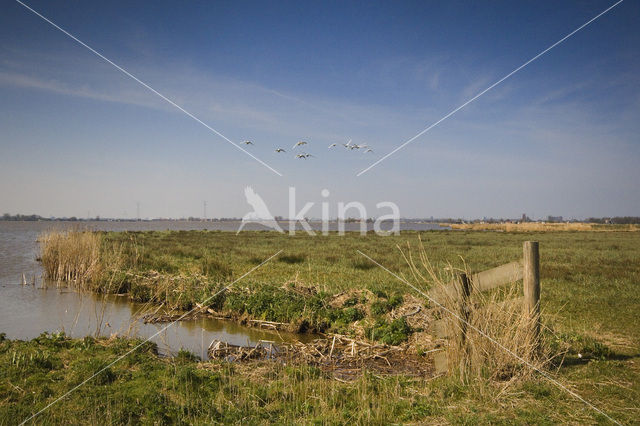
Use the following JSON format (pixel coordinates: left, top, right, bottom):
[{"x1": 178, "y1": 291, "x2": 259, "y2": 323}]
[{"x1": 241, "y1": 139, "x2": 373, "y2": 159}]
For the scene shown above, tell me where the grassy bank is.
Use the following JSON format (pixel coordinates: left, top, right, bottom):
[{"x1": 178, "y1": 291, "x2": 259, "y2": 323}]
[
  {"x1": 1, "y1": 332, "x2": 638, "y2": 424},
  {"x1": 29, "y1": 229, "x2": 640, "y2": 423}
]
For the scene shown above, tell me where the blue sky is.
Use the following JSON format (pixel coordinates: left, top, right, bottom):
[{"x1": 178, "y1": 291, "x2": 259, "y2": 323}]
[{"x1": 1, "y1": 0, "x2": 638, "y2": 219}]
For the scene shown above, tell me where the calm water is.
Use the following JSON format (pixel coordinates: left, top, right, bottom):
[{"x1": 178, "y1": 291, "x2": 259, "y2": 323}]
[{"x1": 0, "y1": 220, "x2": 446, "y2": 357}]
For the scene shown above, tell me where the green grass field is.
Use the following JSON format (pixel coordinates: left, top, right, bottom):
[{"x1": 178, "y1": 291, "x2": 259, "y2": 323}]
[
  {"x1": 2, "y1": 230, "x2": 639, "y2": 424},
  {"x1": 101, "y1": 230, "x2": 640, "y2": 341}
]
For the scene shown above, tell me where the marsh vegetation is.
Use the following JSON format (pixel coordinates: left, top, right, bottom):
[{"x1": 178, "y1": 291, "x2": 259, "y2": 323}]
[{"x1": 7, "y1": 228, "x2": 637, "y2": 423}]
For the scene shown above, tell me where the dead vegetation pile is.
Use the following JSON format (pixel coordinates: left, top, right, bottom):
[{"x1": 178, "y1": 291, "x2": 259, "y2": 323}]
[{"x1": 207, "y1": 335, "x2": 433, "y2": 378}]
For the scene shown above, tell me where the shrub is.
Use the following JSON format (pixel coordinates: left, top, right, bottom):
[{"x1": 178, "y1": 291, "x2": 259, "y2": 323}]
[
  {"x1": 367, "y1": 318, "x2": 412, "y2": 345},
  {"x1": 329, "y1": 307, "x2": 365, "y2": 326},
  {"x1": 371, "y1": 295, "x2": 403, "y2": 316}
]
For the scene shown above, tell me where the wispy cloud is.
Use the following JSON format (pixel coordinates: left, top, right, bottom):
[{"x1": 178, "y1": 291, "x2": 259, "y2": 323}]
[
  {"x1": 0, "y1": 70, "x2": 165, "y2": 110},
  {"x1": 2, "y1": 37, "x2": 638, "y2": 214}
]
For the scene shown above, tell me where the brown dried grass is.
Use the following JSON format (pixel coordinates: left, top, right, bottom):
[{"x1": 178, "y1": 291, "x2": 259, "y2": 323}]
[
  {"x1": 404, "y1": 241, "x2": 555, "y2": 383},
  {"x1": 40, "y1": 230, "x2": 102, "y2": 285},
  {"x1": 447, "y1": 222, "x2": 595, "y2": 232}
]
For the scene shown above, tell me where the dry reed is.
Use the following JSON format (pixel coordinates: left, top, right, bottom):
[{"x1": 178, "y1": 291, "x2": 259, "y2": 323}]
[
  {"x1": 404, "y1": 241, "x2": 553, "y2": 383},
  {"x1": 447, "y1": 222, "x2": 595, "y2": 232},
  {"x1": 40, "y1": 230, "x2": 102, "y2": 286}
]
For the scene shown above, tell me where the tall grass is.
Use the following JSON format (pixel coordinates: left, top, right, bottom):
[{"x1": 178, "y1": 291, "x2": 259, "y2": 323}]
[
  {"x1": 40, "y1": 230, "x2": 102, "y2": 285},
  {"x1": 405, "y1": 242, "x2": 552, "y2": 382}
]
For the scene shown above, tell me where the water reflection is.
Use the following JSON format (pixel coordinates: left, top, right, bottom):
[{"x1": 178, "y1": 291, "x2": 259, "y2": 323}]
[{"x1": 0, "y1": 284, "x2": 308, "y2": 359}]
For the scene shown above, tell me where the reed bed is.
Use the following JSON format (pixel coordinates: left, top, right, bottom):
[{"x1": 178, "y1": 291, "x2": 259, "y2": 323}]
[
  {"x1": 447, "y1": 221, "x2": 640, "y2": 232},
  {"x1": 447, "y1": 222, "x2": 595, "y2": 232},
  {"x1": 40, "y1": 230, "x2": 102, "y2": 285}
]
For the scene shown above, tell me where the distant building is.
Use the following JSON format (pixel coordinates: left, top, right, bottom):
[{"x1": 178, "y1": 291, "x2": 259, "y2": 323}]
[{"x1": 547, "y1": 216, "x2": 563, "y2": 223}]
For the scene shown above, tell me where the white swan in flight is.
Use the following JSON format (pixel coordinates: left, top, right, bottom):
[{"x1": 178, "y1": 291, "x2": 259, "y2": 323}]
[
  {"x1": 242, "y1": 140, "x2": 254, "y2": 145},
  {"x1": 293, "y1": 141, "x2": 308, "y2": 149},
  {"x1": 275, "y1": 148, "x2": 286, "y2": 152}
]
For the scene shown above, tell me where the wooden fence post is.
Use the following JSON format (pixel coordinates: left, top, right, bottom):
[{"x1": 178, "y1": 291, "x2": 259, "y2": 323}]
[
  {"x1": 458, "y1": 273, "x2": 472, "y2": 374},
  {"x1": 433, "y1": 273, "x2": 471, "y2": 375},
  {"x1": 523, "y1": 241, "x2": 540, "y2": 341},
  {"x1": 457, "y1": 273, "x2": 472, "y2": 343}
]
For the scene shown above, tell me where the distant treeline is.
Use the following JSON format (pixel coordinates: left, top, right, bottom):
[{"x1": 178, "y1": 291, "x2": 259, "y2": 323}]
[
  {"x1": 0, "y1": 213, "x2": 71, "y2": 222},
  {"x1": 3, "y1": 213, "x2": 639, "y2": 224},
  {"x1": 1, "y1": 214, "x2": 51, "y2": 221},
  {"x1": 586, "y1": 217, "x2": 640, "y2": 224}
]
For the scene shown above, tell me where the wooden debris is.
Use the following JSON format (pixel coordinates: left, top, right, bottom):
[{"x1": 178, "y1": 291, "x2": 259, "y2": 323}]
[
  {"x1": 142, "y1": 312, "x2": 199, "y2": 324},
  {"x1": 249, "y1": 319, "x2": 287, "y2": 330},
  {"x1": 401, "y1": 305, "x2": 421, "y2": 317},
  {"x1": 208, "y1": 339, "x2": 276, "y2": 361}
]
